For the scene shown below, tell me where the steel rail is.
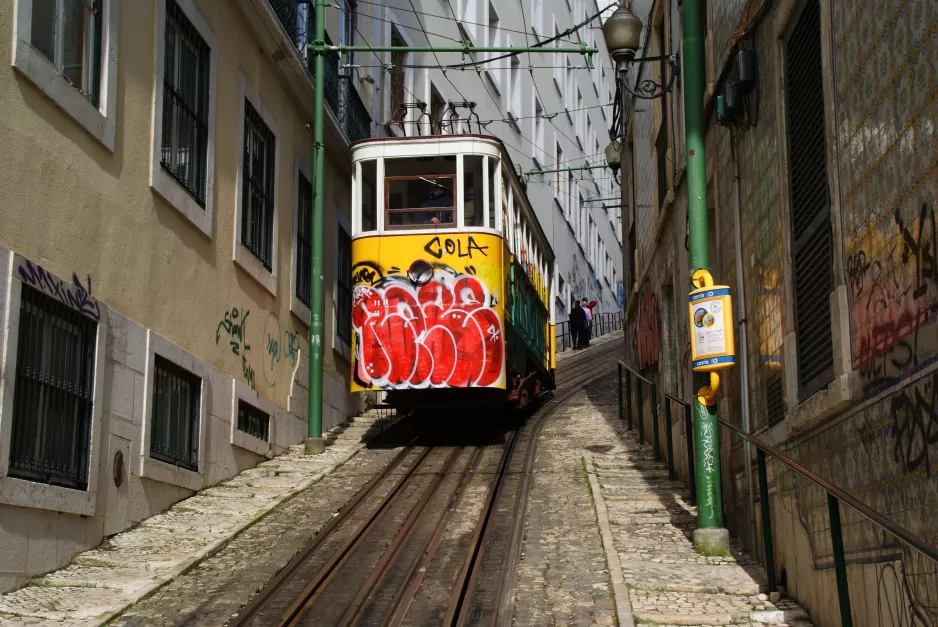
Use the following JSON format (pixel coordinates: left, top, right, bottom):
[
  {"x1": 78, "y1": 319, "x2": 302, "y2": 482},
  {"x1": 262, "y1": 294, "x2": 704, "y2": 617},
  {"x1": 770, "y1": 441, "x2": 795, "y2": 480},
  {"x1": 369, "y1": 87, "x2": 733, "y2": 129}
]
[
  {"x1": 276, "y1": 447, "x2": 436, "y2": 624},
  {"x1": 228, "y1": 442, "x2": 418, "y2": 627},
  {"x1": 386, "y1": 447, "x2": 487, "y2": 627},
  {"x1": 450, "y1": 349, "x2": 623, "y2": 625},
  {"x1": 335, "y1": 446, "x2": 468, "y2": 626}
]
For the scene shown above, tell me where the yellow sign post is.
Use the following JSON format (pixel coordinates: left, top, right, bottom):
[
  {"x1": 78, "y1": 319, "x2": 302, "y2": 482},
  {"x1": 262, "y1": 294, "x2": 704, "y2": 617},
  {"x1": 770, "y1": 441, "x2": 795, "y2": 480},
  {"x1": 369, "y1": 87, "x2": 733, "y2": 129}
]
[{"x1": 688, "y1": 269, "x2": 735, "y2": 372}]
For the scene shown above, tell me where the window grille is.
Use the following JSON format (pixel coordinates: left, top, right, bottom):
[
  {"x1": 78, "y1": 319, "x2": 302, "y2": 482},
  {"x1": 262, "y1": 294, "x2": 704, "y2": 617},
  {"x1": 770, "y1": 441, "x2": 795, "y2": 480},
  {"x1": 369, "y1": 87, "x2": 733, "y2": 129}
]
[
  {"x1": 241, "y1": 100, "x2": 276, "y2": 270},
  {"x1": 237, "y1": 399, "x2": 270, "y2": 442},
  {"x1": 161, "y1": 0, "x2": 210, "y2": 206},
  {"x1": 150, "y1": 355, "x2": 201, "y2": 471},
  {"x1": 785, "y1": 0, "x2": 834, "y2": 399},
  {"x1": 296, "y1": 170, "x2": 313, "y2": 307},
  {"x1": 336, "y1": 225, "x2": 353, "y2": 344},
  {"x1": 9, "y1": 285, "x2": 96, "y2": 490}
]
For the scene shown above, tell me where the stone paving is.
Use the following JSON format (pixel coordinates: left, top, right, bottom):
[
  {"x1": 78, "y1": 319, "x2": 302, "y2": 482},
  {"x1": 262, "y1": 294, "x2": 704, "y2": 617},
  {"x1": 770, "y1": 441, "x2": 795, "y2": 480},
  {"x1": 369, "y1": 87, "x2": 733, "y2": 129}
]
[
  {"x1": 512, "y1": 366, "x2": 813, "y2": 627},
  {"x1": 0, "y1": 413, "x2": 396, "y2": 626}
]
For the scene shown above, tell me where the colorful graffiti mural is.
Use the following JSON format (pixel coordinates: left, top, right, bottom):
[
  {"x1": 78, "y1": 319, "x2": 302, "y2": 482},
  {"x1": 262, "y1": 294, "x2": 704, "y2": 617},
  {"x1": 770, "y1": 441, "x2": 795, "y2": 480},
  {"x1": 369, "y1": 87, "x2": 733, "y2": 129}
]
[{"x1": 350, "y1": 232, "x2": 506, "y2": 391}]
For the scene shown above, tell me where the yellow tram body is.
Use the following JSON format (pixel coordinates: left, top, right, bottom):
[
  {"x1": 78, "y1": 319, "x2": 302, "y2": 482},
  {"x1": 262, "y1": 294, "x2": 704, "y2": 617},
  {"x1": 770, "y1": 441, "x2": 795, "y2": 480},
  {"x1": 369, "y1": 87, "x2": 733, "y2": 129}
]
[
  {"x1": 348, "y1": 135, "x2": 555, "y2": 408},
  {"x1": 350, "y1": 231, "x2": 508, "y2": 392}
]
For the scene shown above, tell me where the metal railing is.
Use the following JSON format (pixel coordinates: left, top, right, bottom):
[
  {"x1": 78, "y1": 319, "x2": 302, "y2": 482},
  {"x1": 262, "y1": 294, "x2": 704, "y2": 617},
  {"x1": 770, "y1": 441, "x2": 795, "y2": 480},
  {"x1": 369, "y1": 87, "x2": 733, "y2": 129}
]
[
  {"x1": 269, "y1": 0, "x2": 372, "y2": 144},
  {"x1": 613, "y1": 361, "x2": 938, "y2": 626},
  {"x1": 555, "y1": 311, "x2": 623, "y2": 353},
  {"x1": 616, "y1": 361, "x2": 696, "y2": 505}
]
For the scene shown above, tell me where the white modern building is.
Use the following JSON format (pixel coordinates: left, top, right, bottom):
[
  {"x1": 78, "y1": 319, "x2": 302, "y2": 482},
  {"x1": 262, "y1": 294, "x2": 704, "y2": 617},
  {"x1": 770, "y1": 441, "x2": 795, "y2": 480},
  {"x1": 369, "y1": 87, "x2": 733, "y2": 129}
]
[{"x1": 365, "y1": 0, "x2": 624, "y2": 321}]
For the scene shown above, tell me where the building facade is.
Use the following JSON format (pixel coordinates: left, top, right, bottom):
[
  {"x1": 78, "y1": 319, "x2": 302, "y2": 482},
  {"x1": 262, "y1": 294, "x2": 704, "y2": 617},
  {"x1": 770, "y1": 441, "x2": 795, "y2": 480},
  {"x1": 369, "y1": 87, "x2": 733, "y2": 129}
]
[
  {"x1": 622, "y1": 0, "x2": 938, "y2": 625},
  {"x1": 0, "y1": 0, "x2": 384, "y2": 590},
  {"x1": 373, "y1": 0, "x2": 624, "y2": 323}
]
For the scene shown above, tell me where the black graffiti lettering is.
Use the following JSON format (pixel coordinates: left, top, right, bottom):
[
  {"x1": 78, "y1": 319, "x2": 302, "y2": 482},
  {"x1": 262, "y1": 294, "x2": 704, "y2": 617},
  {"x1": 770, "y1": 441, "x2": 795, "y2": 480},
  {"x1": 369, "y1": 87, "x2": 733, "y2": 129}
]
[
  {"x1": 889, "y1": 372, "x2": 938, "y2": 475},
  {"x1": 465, "y1": 236, "x2": 489, "y2": 258},
  {"x1": 895, "y1": 203, "x2": 938, "y2": 299},
  {"x1": 351, "y1": 261, "x2": 384, "y2": 286},
  {"x1": 424, "y1": 235, "x2": 490, "y2": 260}
]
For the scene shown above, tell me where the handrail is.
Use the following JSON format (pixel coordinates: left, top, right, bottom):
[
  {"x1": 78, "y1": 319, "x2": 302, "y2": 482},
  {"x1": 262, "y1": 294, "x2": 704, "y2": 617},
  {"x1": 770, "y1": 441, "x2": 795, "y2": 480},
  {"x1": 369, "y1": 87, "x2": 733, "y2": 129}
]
[
  {"x1": 663, "y1": 391, "x2": 687, "y2": 407},
  {"x1": 612, "y1": 358, "x2": 937, "y2": 625},
  {"x1": 617, "y1": 360, "x2": 653, "y2": 386},
  {"x1": 717, "y1": 417, "x2": 938, "y2": 564}
]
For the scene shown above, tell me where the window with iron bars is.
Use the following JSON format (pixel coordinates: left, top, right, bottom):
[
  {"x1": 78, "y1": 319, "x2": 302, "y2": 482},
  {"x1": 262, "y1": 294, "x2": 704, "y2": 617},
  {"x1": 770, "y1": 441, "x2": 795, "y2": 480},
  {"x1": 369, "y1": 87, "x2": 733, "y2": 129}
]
[
  {"x1": 241, "y1": 100, "x2": 276, "y2": 270},
  {"x1": 237, "y1": 399, "x2": 270, "y2": 442},
  {"x1": 161, "y1": 0, "x2": 210, "y2": 206},
  {"x1": 295, "y1": 170, "x2": 312, "y2": 306},
  {"x1": 9, "y1": 285, "x2": 97, "y2": 490},
  {"x1": 336, "y1": 224, "x2": 353, "y2": 344},
  {"x1": 30, "y1": 0, "x2": 104, "y2": 106},
  {"x1": 150, "y1": 355, "x2": 201, "y2": 471}
]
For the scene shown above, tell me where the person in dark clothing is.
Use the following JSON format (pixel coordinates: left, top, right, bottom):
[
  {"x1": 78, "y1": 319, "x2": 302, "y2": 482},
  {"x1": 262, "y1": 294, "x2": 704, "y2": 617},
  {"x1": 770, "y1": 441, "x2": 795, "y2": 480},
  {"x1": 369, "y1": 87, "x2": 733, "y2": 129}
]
[{"x1": 570, "y1": 300, "x2": 587, "y2": 350}]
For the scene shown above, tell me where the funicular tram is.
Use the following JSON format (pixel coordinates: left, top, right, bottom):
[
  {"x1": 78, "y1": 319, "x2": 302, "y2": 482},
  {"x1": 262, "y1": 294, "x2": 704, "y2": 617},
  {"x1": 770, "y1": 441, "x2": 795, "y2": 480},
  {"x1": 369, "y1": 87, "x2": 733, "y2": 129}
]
[{"x1": 348, "y1": 134, "x2": 556, "y2": 411}]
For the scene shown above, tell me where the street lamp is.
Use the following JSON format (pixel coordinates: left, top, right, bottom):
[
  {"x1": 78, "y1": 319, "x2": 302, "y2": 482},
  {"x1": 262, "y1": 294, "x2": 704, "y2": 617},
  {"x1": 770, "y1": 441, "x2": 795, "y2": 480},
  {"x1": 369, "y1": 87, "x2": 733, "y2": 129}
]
[
  {"x1": 604, "y1": 140, "x2": 621, "y2": 185},
  {"x1": 602, "y1": 0, "x2": 679, "y2": 101}
]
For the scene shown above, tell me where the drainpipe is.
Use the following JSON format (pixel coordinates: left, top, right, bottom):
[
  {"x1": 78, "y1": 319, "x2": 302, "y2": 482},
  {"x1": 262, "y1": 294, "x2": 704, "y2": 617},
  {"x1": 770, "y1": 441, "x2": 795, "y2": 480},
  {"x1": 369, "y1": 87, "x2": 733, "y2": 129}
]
[{"x1": 730, "y1": 131, "x2": 757, "y2": 551}]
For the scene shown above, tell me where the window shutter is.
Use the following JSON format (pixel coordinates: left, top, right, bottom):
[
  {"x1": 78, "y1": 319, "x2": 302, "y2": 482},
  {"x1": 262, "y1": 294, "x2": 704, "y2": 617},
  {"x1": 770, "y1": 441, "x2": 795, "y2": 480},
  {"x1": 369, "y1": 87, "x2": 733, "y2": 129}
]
[{"x1": 785, "y1": 0, "x2": 834, "y2": 399}]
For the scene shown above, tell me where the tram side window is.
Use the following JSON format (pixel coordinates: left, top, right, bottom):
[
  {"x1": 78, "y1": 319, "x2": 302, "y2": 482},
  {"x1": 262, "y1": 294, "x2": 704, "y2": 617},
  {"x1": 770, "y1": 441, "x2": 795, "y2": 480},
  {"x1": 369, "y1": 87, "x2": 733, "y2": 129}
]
[
  {"x1": 386, "y1": 175, "x2": 456, "y2": 227},
  {"x1": 384, "y1": 156, "x2": 457, "y2": 228},
  {"x1": 463, "y1": 155, "x2": 485, "y2": 227},
  {"x1": 487, "y1": 157, "x2": 498, "y2": 229},
  {"x1": 361, "y1": 160, "x2": 378, "y2": 232}
]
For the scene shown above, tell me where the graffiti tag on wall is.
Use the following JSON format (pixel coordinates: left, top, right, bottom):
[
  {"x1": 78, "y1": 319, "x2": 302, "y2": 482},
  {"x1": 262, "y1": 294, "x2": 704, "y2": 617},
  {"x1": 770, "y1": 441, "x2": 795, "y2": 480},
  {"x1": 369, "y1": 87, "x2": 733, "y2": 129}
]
[
  {"x1": 848, "y1": 203, "x2": 938, "y2": 394},
  {"x1": 216, "y1": 306, "x2": 255, "y2": 390},
  {"x1": 17, "y1": 260, "x2": 100, "y2": 320},
  {"x1": 636, "y1": 278, "x2": 660, "y2": 369},
  {"x1": 263, "y1": 312, "x2": 300, "y2": 388},
  {"x1": 352, "y1": 264, "x2": 504, "y2": 389}
]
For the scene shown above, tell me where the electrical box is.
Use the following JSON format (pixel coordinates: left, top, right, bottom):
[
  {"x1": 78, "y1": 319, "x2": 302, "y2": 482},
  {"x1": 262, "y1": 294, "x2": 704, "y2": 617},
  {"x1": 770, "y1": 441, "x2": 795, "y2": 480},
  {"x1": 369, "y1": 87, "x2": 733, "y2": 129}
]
[{"x1": 688, "y1": 284, "x2": 736, "y2": 371}]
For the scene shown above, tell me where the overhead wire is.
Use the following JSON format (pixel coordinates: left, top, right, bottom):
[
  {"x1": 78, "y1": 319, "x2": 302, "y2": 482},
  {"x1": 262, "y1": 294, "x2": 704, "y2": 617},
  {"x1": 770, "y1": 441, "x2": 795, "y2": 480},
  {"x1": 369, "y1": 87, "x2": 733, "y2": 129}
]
[{"x1": 351, "y1": 0, "x2": 585, "y2": 45}]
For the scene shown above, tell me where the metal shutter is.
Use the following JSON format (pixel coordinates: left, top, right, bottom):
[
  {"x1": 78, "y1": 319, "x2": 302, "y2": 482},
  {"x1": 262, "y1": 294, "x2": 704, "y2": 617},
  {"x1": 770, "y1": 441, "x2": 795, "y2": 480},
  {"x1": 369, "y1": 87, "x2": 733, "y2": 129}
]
[{"x1": 785, "y1": 0, "x2": 834, "y2": 399}]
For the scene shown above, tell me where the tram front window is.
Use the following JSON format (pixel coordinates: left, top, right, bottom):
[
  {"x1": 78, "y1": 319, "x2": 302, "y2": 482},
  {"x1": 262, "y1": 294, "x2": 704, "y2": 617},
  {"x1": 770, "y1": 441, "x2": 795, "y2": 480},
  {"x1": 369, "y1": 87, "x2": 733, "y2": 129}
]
[{"x1": 386, "y1": 174, "x2": 456, "y2": 227}]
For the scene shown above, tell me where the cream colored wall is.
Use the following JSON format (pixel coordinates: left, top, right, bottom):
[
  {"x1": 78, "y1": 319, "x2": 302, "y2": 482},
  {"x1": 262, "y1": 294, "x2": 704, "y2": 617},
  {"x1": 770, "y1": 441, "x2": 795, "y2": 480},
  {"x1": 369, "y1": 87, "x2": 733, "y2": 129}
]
[{"x1": 0, "y1": 0, "x2": 356, "y2": 404}]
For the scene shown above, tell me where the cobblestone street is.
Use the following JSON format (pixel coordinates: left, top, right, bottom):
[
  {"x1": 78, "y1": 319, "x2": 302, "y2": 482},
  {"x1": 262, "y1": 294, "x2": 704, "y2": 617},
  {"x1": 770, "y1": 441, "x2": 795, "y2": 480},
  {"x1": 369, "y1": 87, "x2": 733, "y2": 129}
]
[
  {"x1": 0, "y1": 338, "x2": 817, "y2": 627},
  {"x1": 512, "y1": 372, "x2": 813, "y2": 627}
]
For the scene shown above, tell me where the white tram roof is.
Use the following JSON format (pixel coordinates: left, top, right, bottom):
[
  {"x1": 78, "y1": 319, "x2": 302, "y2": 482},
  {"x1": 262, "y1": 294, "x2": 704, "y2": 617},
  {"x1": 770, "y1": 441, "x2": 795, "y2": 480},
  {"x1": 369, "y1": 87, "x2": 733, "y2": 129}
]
[{"x1": 351, "y1": 135, "x2": 554, "y2": 264}]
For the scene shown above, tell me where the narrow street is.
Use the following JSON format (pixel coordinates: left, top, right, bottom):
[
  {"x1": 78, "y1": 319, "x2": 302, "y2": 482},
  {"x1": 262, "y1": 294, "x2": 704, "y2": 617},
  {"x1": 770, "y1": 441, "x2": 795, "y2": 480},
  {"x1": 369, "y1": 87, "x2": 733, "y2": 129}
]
[{"x1": 0, "y1": 334, "x2": 810, "y2": 626}]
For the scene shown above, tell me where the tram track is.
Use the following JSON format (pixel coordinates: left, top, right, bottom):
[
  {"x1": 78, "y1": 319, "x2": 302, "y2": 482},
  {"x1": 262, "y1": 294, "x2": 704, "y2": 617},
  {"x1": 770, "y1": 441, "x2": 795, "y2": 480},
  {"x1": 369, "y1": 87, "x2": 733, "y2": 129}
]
[{"x1": 229, "y1": 340, "x2": 622, "y2": 627}]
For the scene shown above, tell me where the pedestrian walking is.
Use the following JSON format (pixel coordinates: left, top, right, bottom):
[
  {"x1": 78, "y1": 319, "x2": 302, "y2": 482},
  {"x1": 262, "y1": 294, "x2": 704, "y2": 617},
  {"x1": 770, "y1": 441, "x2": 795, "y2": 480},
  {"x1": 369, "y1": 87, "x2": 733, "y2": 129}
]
[
  {"x1": 582, "y1": 300, "x2": 593, "y2": 347},
  {"x1": 570, "y1": 300, "x2": 587, "y2": 349}
]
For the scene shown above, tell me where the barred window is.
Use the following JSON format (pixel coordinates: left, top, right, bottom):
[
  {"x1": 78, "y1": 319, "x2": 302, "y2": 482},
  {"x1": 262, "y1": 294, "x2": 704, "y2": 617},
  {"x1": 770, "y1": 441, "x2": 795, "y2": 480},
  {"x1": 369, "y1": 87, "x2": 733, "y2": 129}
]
[
  {"x1": 295, "y1": 170, "x2": 313, "y2": 307},
  {"x1": 150, "y1": 355, "x2": 201, "y2": 471},
  {"x1": 161, "y1": 0, "x2": 210, "y2": 206},
  {"x1": 336, "y1": 224, "x2": 352, "y2": 344},
  {"x1": 31, "y1": 0, "x2": 104, "y2": 106},
  {"x1": 237, "y1": 399, "x2": 270, "y2": 442},
  {"x1": 9, "y1": 285, "x2": 96, "y2": 490},
  {"x1": 241, "y1": 100, "x2": 276, "y2": 270}
]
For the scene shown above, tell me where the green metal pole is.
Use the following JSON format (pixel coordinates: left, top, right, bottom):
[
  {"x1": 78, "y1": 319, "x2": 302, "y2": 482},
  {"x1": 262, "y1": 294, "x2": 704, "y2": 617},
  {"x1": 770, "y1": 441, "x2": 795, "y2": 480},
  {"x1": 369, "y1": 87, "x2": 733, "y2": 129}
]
[
  {"x1": 618, "y1": 363, "x2": 624, "y2": 423},
  {"x1": 525, "y1": 164, "x2": 609, "y2": 176},
  {"x1": 756, "y1": 450, "x2": 776, "y2": 592},
  {"x1": 305, "y1": 0, "x2": 327, "y2": 455},
  {"x1": 683, "y1": 0, "x2": 727, "y2": 548},
  {"x1": 828, "y1": 494, "x2": 854, "y2": 627}
]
